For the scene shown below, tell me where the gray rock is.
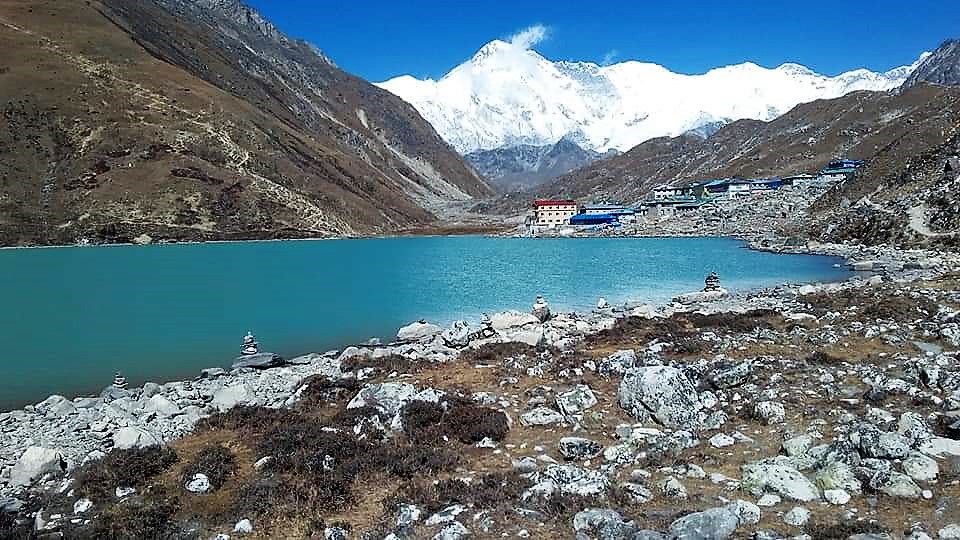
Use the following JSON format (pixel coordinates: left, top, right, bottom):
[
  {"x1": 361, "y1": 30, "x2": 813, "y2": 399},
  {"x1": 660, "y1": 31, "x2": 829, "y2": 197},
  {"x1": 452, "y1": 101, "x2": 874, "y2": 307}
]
[
  {"x1": 113, "y1": 427, "x2": 161, "y2": 449},
  {"x1": 783, "y1": 506, "x2": 810, "y2": 527},
  {"x1": 441, "y1": 320, "x2": 472, "y2": 348},
  {"x1": 520, "y1": 406, "x2": 565, "y2": 426},
  {"x1": 200, "y1": 367, "x2": 227, "y2": 379},
  {"x1": 234, "y1": 518, "x2": 253, "y2": 534},
  {"x1": 598, "y1": 349, "x2": 637, "y2": 376},
  {"x1": 904, "y1": 452, "x2": 940, "y2": 482},
  {"x1": 396, "y1": 503, "x2": 421, "y2": 528},
  {"x1": 858, "y1": 427, "x2": 910, "y2": 459},
  {"x1": 618, "y1": 482, "x2": 653, "y2": 504},
  {"x1": 397, "y1": 321, "x2": 442, "y2": 342},
  {"x1": 141, "y1": 382, "x2": 162, "y2": 398},
  {"x1": 742, "y1": 460, "x2": 819, "y2": 502},
  {"x1": 211, "y1": 384, "x2": 259, "y2": 411},
  {"x1": 433, "y1": 521, "x2": 469, "y2": 540},
  {"x1": 347, "y1": 382, "x2": 419, "y2": 416},
  {"x1": 573, "y1": 508, "x2": 636, "y2": 539},
  {"x1": 870, "y1": 470, "x2": 922, "y2": 498},
  {"x1": 709, "y1": 361, "x2": 752, "y2": 389},
  {"x1": 490, "y1": 310, "x2": 540, "y2": 331},
  {"x1": 669, "y1": 506, "x2": 740, "y2": 540},
  {"x1": 541, "y1": 464, "x2": 609, "y2": 497},
  {"x1": 142, "y1": 394, "x2": 181, "y2": 417},
  {"x1": 231, "y1": 352, "x2": 284, "y2": 370},
  {"x1": 557, "y1": 384, "x2": 598, "y2": 415},
  {"x1": 619, "y1": 366, "x2": 703, "y2": 427},
  {"x1": 753, "y1": 401, "x2": 785, "y2": 425},
  {"x1": 9, "y1": 446, "x2": 64, "y2": 487},
  {"x1": 559, "y1": 437, "x2": 603, "y2": 460},
  {"x1": 185, "y1": 473, "x2": 211, "y2": 493}
]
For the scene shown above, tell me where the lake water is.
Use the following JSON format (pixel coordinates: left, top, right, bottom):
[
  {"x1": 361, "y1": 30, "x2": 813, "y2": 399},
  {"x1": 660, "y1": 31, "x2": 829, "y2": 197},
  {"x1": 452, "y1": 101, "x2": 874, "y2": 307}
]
[{"x1": 0, "y1": 236, "x2": 849, "y2": 409}]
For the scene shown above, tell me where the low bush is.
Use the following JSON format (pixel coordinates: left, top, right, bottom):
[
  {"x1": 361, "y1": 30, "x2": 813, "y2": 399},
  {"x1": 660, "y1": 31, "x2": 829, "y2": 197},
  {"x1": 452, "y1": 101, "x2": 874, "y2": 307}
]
[
  {"x1": 460, "y1": 342, "x2": 536, "y2": 365},
  {"x1": 400, "y1": 400, "x2": 509, "y2": 444},
  {"x1": 398, "y1": 472, "x2": 526, "y2": 514},
  {"x1": 806, "y1": 520, "x2": 889, "y2": 539},
  {"x1": 74, "y1": 446, "x2": 178, "y2": 502},
  {"x1": 444, "y1": 404, "x2": 509, "y2": 444},
  {"x1": 298, "y1": 374, "x2": 360, "y2": 408},
  {"x1": 807, "y1": 351, "x2": 843, "y2": 364},
  {"x1": 77, "y1": 493, "x2": 182, "y2": 540},
  {"x1": 179, "y1": 444, "x2": 237, "y2": 491}
]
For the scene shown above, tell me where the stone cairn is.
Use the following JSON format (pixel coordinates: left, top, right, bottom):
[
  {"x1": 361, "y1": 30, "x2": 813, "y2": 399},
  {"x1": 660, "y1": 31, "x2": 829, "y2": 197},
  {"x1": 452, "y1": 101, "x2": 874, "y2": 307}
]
[
  {"x1": 112, "y1": 372, "x2": 127, "y2": 390},
  {"x1": 531, "y1": 295, "x2": 551, "y2": 322},
  {"x1": 703, "y1": 272, "x2": 721, "y2": 292}
]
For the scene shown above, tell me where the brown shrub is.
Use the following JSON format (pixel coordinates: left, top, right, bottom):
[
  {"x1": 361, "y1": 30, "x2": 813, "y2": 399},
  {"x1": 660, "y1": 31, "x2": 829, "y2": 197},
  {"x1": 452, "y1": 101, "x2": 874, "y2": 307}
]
[
  {"x1": 400, "y1": 400, "x2": 510, "y2": 445},
  {"x1": 807, "y1": 351, "x2": 844, "y2": 364},
  {"x1": 179, "y1": 444, "x2": 237, "y2": 491},
  {"x1": 74, "y1": 447, "x2": 178, "y2": 502},
  {"x1": 397, "y1": 472, "x2": 526, "y2": 513},
  {"x1": 460, "y1": 342, "x2": 536, "y2": 364},
  {"x1": 685, "y1": 309, "x2": 780, "y2": 332},
  {"x1": 298, "y1": 374, "x2": 360, "y2": 408},
  {"x1": 194, "y1": 406, "x2": 301, "y2": 437},
  {"x1": 807, "y1": 519, "x2": 889, "y2": 539},
  {"x1": 72, "y1": 491, "x2": 182, "y2": 540},
  {"x1": 444, "y1": 405, "x2": 510, "y2": 444}
]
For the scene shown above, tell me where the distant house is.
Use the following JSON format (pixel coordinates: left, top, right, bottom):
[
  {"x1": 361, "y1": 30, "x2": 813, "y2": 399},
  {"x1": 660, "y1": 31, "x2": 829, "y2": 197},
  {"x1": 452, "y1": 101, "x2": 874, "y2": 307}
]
[
  {"x1": 570, "y1": 213, "x2": 620, "y2": 226},
  {"x1": 818, "y1": 158, "x2": 864, "y2": 183},
  {"x1": 652, "y1": 185, "x2": 683, "y2": 200},
  {"x1": 727, "y1": 179, "x2": 754, "y2": 197},
  {"x1": 582, "y1": 203, "x2": 627, "y2": 215},
  {"x1": 781, "y1": 173, "x2": 818, "y2": 187},
  {"x1": 750, "y1": 178, "x2": 784, "y2": 192},
  {"x1": 533, "y1": 199, "x2": 578, "y2": 227},
  {"x1": 583, "y1": 203, "x2": 637, "y2": 223}
]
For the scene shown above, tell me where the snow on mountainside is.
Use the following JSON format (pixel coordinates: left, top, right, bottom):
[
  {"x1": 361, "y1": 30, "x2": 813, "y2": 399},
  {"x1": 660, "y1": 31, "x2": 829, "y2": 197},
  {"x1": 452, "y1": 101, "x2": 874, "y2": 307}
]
[{"x1": 378, "y1": 39, "x2": 924, "y2": 154}]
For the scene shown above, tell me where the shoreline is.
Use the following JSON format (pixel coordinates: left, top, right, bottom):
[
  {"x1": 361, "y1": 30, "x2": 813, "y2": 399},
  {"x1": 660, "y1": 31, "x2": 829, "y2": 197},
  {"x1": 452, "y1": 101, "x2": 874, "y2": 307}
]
[{"x1": 0, "y1": 236, "x2": 849, "y2": 412}]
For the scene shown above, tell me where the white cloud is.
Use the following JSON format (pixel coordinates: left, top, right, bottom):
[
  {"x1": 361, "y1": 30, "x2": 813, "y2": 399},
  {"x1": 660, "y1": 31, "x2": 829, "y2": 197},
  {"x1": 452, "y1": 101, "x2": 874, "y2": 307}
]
[
  {"x1": 602, "y1": 49, "x2": 619, "y2": 66},
  {"x1": 507, "y1": 24, "x2": 549, "y2": 50}
]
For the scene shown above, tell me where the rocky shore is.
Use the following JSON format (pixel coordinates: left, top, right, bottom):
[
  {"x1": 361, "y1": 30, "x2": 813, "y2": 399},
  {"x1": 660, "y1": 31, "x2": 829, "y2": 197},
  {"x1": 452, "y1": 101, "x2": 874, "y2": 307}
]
[{"x1": 4, "y1": 240, "x2": 960, "y2": 539}]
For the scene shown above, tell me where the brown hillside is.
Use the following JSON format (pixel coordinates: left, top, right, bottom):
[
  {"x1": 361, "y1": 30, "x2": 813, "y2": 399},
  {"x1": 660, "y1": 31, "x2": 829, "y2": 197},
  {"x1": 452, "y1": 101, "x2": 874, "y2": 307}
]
[{"x1": 0, "y1": 0, "x2": 491, "y2": 246}]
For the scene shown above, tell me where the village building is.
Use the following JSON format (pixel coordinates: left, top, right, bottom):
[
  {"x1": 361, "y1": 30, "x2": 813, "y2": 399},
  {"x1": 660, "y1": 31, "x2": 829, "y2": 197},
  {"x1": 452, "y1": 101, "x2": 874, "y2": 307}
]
[
  {"x1": 750, "y1": 178, "x2": 784, "y2": 192},
  {"x1": 582, "y1": 203, "x2": 637, "y2": 223},
  {"x1": 651, "y1": 185, "x2": 683, "y2": 200},
  {"x1": 569, "y1": 213, "x2": 620, "y2": 226},
  {"x1": 532, "y1": 199, "x2": 578, "y2": 227},
  {"x1": 781, "y1": 173, "x2": 819, "y2": 187},
  {"x1": 818, "y1": 158, "x2": 864, "y2": 183}
]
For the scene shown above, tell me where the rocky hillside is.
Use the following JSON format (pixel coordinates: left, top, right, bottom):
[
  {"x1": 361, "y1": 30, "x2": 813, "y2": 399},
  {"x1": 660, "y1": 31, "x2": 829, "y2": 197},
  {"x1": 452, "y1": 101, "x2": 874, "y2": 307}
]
[
  {"x1": 466, "y1": 138, "x2": 610, "y2": 192},
  {"x1": 904, "y1": 39, "x2": 960, "y2": 88},
  {"x1": 523, "y1": 84, "x2": 960, "y2": 212},
  {"x1": 0, "y1": 0, "x2": 491, "y2": 246}
]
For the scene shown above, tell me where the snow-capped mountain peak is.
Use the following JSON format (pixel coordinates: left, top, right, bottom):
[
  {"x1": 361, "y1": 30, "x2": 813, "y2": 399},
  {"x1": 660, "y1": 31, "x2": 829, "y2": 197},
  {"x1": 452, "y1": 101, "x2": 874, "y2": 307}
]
[{"x1": 378, "y1": 40, "x2": 925, "y2": 154}]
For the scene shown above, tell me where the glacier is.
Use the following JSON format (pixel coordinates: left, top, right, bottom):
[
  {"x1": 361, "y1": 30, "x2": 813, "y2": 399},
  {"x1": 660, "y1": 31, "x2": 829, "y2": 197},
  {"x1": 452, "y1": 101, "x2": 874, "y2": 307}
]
[{"x1": 378, "y1": 39, "x2": 926, "y2": 154}]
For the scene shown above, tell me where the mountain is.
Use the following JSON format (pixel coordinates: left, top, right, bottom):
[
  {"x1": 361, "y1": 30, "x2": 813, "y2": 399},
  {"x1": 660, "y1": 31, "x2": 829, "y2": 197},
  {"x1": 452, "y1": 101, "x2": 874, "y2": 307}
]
[
  {"x1": 465, "y1": 138, "x2": 610, "y2": 192},
  {"x1": 0, "y1": 0, "x2": 491, "y2": 246},
  {"x1": 523, "y1": 84, "x2": 960, "y2": 210},
  {"x1": 378, "y1": 39, "x2": 921, "y2": 155},
  {"x1": 904, "y1": 39, "x2": 960, "y2": 88}
]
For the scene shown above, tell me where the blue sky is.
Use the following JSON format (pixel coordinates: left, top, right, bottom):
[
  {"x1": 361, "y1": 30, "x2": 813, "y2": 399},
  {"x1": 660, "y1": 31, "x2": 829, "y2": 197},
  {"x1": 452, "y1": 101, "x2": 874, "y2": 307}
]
[{"x1": 247, "y1": 1, "x2": 958, "y2": 82}]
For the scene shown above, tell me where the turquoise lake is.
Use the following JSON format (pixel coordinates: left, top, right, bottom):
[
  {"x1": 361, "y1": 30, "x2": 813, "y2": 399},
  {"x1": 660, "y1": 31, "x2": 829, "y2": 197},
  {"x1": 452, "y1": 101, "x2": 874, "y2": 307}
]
[{"x1": 0, "y1": 236, "x2": 850, "y2": 409}]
